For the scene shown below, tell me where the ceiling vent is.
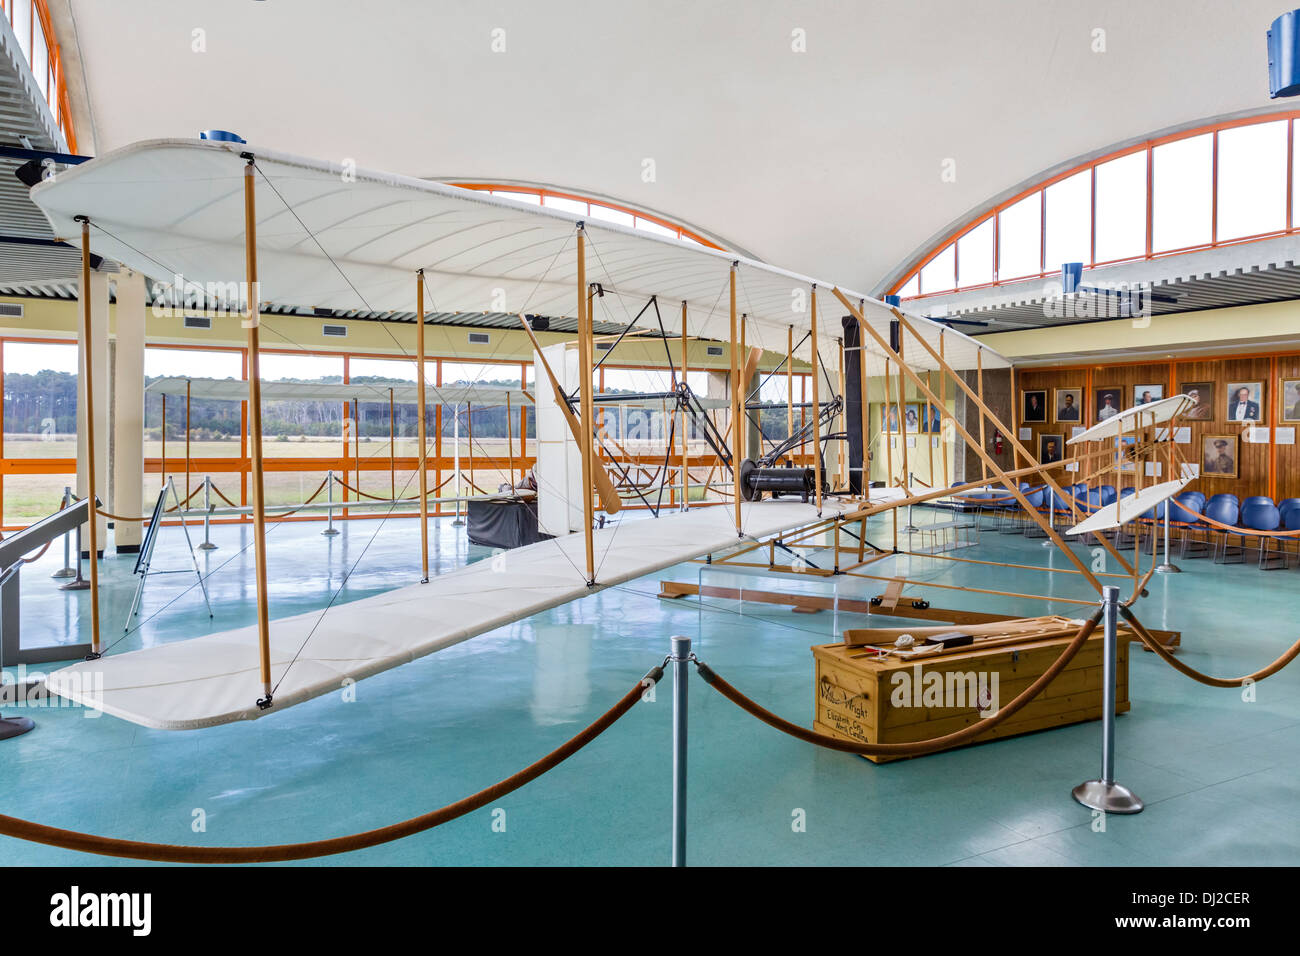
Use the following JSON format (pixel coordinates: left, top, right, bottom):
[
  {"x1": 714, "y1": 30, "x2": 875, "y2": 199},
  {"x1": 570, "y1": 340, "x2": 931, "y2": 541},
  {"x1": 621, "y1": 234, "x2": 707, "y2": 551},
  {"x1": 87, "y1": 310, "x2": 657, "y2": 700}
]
[
  {"x1": 468, "y1": 331, "x2": 490, "y2": 345},
  {"x1": 322, "y1": 324, "x2": 348, "y2": 338},
  {"x1": 596, "y1": 342, "x2": 613, "y2": 351},
  {"x1": 706, "y1": 345, "x2": 725, "y2": 357},
  {"x1": 183, "y1": 315, "x2": 211, "y2": 330},
  {"x1": 0, "y1": 303, "x2": 25, "y2": 318}
]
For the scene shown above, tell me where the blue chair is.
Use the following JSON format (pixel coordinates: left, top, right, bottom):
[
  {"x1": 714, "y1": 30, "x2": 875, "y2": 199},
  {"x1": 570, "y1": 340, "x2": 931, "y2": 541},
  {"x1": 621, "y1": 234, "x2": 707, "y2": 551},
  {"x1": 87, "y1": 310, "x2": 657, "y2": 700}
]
[
  {"x1": 997, "y1": 482, "x2": 1033, "y2": 534},
  {"x1": 1240, "y1": 500, "x2": 1285, "y2": 569},
  {"x1": 1208, "y1": 496, "x2": 1243, "y2": 564},
  {"x1": 1099, "y1": 485, "x2": 1117, "y2": 505},
  {"x1": 1169, "y1": 494, "x2": 1207, "y2": 559}
]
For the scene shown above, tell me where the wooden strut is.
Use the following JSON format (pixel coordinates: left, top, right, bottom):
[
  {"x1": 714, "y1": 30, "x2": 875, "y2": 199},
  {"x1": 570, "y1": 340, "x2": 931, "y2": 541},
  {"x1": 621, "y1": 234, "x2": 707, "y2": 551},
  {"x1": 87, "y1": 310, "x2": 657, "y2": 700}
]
[
  {"x1": 730, "y1": 264, "x2": 742, "y2": 535},
  {"x1": 680, "y1": 301, "x2": 690, "y2": 510},
  {"x1": 185, "y1": 378, "x2": 192, "y2": 503},
  {"x1": 389, "y1": 387, "x2": 396, "y2": 502},
  {"x1": 834, "y1": 290, "x2": 1114, "y2": 597},
  {"x1": 888, "y1": 308, "x2": 1139, "y2": 580},
  {"x1": 417, "y1": 270, "x2": 429, "y2": 583},
  {"x1": 810, "y1": 285, "x2": 823, "y2": 515},
  {"x1": 857, "y1": 301, "x2": 869, "y2": 562},
  {"x1": 242, "y1": 160, "x2": 273, "y2": 704},
  {"x1": 578, "y1": 229, "x2": 596, "y2": 583},
  {"x1": 77, "y1": 218, "x2": 102, "y2": 657}
]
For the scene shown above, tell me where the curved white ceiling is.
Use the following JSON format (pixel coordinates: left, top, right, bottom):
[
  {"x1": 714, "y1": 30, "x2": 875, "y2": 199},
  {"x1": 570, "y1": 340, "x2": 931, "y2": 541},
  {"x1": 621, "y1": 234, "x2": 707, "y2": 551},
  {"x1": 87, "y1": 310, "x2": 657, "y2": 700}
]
[{"x1": 64, "y1": 0, "x2": 1286, "y2": 293}]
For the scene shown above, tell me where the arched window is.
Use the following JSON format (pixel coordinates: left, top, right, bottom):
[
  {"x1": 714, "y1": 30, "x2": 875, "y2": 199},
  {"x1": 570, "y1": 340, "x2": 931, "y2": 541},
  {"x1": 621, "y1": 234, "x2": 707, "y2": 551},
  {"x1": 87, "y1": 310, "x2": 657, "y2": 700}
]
[
  {"x1": 451, "y1": 183, "x2": 725, "y2": 250},
  {"x1": 891, "y1": 113, "x2": 1299, "y2": 300}
]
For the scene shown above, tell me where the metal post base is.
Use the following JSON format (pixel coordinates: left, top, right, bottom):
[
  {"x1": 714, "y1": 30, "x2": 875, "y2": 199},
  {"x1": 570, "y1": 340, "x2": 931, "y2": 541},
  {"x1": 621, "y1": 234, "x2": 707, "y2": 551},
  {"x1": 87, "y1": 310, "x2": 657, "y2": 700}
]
[
  {"x1": 59, "y1": 578, "x2": 91, "y2": 591},
  {"x1": 198, "y1": 541, "x2": 218, "y2": 551},
  {"x1": 50, "y1": 567, "x2": 77, "y2": 578},
  {"x1": 0, "y1": 716, "x2": 35, "y2": 740},
  {"x1": 321, "y1": 527, "x2": 340, "y2": 537},
  {"x1": 1154, "y1": 562, "x2": 1181, "y2": 573},
  {"x1": 1072, "y1": 779, "x2": 1144, "y2": 814}
]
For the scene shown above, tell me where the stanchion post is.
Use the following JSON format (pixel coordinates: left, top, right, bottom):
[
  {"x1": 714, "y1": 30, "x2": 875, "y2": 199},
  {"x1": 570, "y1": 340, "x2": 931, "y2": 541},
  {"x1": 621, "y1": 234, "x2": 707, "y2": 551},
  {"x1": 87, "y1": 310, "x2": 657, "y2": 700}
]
[
  {"x1": 322, "y1": 470, "x2": 339, "y2": 536},
  {"x1": 1155, "y1": 503, "x2": 1180, "y2": 573},
  {"x1": 198, "y1": 475, "x2": 217, "y2": 551},
  {"x1": 670, "y1": 633, "x2": 691, "y2": 867},
  {"x1": 52, "y1": 486, "x2": 76, "y2": 578},
  {"x1": 902, "y1": 471, "x2": 919, "y2": 532},
  {"x1": 1072, "y1": 586, "x2": 1144, "y2": 814}
]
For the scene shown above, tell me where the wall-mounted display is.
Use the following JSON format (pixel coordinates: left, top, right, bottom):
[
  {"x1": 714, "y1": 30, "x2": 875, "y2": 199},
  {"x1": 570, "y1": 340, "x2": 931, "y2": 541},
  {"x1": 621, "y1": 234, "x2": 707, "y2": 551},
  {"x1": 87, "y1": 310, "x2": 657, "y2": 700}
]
[
  {"x1": 1094, "y1": 388, "x2": 1122, "y2": 422},
  {"x1": 1021, "y1": 389, "x2": 1047, "y2": 423},
  {"x1": 1053, "y1": 387, "x2": 1082, "y2": 423},
  {"x1": 1202, "y1": 434, "x2": 1238, "y2": 478},
  {"x1": 1225, "y1": 382, "x2": 1264, "y2": 423},
  {"x1": 1177, "y1": 381, "x2": 1215, "y2": 421}
]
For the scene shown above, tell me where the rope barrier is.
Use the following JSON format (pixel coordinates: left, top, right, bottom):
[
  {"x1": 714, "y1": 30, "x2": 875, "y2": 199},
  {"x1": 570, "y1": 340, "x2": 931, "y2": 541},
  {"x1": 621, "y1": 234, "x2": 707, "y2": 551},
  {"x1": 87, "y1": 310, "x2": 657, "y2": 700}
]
[
  {"x1": 1120, "y1": 607, "x2": 1300, "y2": 688},
  {"x1": 333, "y1": 472, "x2": 457, "y2": 502},
  {"x1": 0, "y1": 666, "x2": 662, "y2": 863},
  {"x1": 694, "y1": 610, "x2": 1102, "y2": 758}
]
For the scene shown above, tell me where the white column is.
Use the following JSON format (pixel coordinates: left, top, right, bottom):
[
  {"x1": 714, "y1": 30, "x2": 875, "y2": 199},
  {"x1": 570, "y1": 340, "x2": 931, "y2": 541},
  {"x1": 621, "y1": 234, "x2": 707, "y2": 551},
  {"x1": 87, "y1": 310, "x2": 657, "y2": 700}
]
[
  {"x1": 76, "y1": 270, "x2": 110, "y2": 553},
  {"x1": 111, "y1": 271, "x2": 146, "y2": 552}
]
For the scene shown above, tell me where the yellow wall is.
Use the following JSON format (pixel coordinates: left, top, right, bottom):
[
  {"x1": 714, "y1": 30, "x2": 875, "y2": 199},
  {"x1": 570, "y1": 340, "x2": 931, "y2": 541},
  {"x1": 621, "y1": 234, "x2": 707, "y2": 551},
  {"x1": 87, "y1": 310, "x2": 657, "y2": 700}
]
[{"x1": 979, "y1": 298, "x2": 1300, "y2": 363}]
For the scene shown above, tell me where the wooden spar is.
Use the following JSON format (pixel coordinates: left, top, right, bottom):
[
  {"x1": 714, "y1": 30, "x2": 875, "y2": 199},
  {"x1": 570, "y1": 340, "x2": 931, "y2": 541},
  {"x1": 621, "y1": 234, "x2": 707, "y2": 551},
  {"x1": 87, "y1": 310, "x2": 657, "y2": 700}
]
[
  {"x1": 739, "y1": 313, "x2": 747, "y2": 462},
  {"x1": 1009, "y1": 364, "x2": 1021, "y2": 472},
  {"x1": 241, "y1": 160, "x2": 273, "y2": 703},
  {"x1": 466, "y1": 402, "x2": 474, "y2": 496},
  {"x1": 896, "y1": 323, "x2": 909, "y2": 486},
  {"x1": 417, "y1": 270, "x2": 429, "y2": 582},
  {"x1": 160, "y1": 393, "x2": 166, "y2": 488},
  {"x1": 516, "y1": 312, "x2": 622, "y2": 513},
  {"x1": 76, "y1": 217, "x2": 102, "y2": 657},
  {"x1": 505, "y1": 390, "x2": 515, "y2": 489},
  {"x1": 939, "y1": 333, "x2": 949, "y2": 486},
  {"x1": 834, "y1": 289, "x2": 1108, "y2": 595},
  {"x1": 809, "y1": 285, "x2": 823, "y2": 514},
  {"x1": 837, "y1": 337, "x2": 846, "y2": 491},
  {"x1": 786, "y1": 326, "x2": 794, "y2": 440},
  {"x1": 578, "y1": 226, "x2": 596, "y2": 583},
  {"x1": 680, "y1": 301, "x2": 689, "y2": 509},
  {"x1": 857, "y1": 301, "x2": 868, "y2": 499},
  {"x1": 730, "y1": 264, "x2": 742, "y2": 534},
  {"x1": 389, "y1": 387, "x2": 396, "y2": 501},
  {"x1": 884, "y1": 357, "x2": 893, "y2": 486},
  {"x1": 977, "y1": 347, "x2": 987, "y2": 482},
  {"x1": 185, "y1": 378, "x2": 192, "y2": 503},
  {"x1": 926, "y1": 371, "x2": 935, "y2": 489},
  {"x1": 889, "y1": 309, "x2": 1138, "y2": 578}
]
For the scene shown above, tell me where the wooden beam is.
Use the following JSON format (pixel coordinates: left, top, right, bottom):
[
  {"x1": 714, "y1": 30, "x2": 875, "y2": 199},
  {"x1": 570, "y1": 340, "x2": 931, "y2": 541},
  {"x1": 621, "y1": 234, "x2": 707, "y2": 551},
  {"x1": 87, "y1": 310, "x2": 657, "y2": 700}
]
[
  {"x1": 578, "y1": 226, "x2": 596, "y2": 583},
  {"x1": 730, "y1": 264, "x2": 742, "y2": 534},
  {"x1": 242, "y1": 160, "x2": 272, "y2": 704},
  {"x1": 810, "y1": 285, "x2": 823, "y2": 514},
  {"x1": 77, "y1": 217, "x2": 101, "y2": 657},
  {"x1": 417, "y1": 270, "x2": 429, "y2": 582}
]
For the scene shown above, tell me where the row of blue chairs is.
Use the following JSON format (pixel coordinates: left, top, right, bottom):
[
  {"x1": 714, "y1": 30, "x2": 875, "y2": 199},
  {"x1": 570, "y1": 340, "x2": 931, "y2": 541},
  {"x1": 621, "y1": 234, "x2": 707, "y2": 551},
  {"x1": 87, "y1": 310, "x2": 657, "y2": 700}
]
[{"x1": 952, "y1": 483, "x2": 1300, "y2": 569}]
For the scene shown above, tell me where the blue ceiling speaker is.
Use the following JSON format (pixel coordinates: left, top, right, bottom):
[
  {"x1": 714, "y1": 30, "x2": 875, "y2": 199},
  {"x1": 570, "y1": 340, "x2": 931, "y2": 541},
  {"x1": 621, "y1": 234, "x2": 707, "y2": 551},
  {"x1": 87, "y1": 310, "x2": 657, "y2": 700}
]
[
  {"x1": 199, "y1": 130, "x2": 246, "y2": 143},
  {"x1": 1268, "y1": 10, "x2": 1300, "y2": 97},
  {"x1": 884, "y1": 294, "x2": 901, "y2": 307},
  {"x1": 1061, "y1": 262, "x2": 1083, "y2": 293}
]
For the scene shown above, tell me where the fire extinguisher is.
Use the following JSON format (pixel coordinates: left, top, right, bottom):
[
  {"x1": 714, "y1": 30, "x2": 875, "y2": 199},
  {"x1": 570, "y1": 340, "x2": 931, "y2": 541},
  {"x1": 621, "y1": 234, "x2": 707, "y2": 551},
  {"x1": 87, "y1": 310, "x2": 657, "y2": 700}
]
[{"x1": 993, "y1": 431, "x2": 1004, "y2": 455}]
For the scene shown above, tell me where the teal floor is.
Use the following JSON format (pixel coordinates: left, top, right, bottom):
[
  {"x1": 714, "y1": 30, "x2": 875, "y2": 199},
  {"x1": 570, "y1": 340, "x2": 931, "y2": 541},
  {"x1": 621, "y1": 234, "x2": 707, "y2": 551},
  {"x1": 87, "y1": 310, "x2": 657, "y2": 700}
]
[{"x1": 2, "y1": 506, "x2": 1297, "y2": 866}]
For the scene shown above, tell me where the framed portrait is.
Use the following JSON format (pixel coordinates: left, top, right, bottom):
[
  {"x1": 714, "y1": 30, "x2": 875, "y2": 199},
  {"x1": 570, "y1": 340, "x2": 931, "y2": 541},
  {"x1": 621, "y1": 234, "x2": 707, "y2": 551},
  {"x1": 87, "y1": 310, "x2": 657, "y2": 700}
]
[
  {"x1": 903, "y1": 403, "x2": 921, "y2": 432},
  {"x1": 1178, "y1": 381, "x2": 1214, "y2": 421},
  {"x1": 1053, "y1": 387, "x2": 1083, "y2": 424},
  {"x1": 1202, "y1": 434, "x2": 1238, "y2": 478},
  {"x1": 1094, "y1": 387, "x2": 1122, "y2": 423},
  {"x1": 883, "y1": 404, "x2": 900, "y2": 433},
  {"x1": 1133, "y1": 384, "x2": 1164, "y2": 407},
  {"x1": 1281, "y1": 379, "x2": 1300, "y2": 424},
  {"x1": 919, "y1": 402, "x2": 942, "y2": 433},
  {"x1": 1038, "y1": 433, "x2": 1065, "y2": 464},
  {"x1": 1021, "y1": 389, "x2": 1047, "y2": 423},
  {"x1": 1225, "y1": 382, "x2": 1264, "y2": 423}
]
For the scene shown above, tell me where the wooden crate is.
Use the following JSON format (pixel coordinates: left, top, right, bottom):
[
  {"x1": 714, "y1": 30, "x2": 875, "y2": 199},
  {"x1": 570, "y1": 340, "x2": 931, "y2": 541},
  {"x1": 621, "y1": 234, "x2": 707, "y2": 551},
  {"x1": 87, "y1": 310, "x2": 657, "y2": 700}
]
[{"x1": 813, "y1": 616, "x2": 1130, "y2": 763}]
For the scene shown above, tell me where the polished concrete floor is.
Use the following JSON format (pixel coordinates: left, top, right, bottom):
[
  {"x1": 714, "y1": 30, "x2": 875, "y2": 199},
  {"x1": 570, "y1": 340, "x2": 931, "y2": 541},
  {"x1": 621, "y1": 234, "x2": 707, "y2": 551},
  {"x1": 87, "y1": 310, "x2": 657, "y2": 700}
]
[{"x1": 1, "y1": 506, "x2": 1297, "y2": 866}]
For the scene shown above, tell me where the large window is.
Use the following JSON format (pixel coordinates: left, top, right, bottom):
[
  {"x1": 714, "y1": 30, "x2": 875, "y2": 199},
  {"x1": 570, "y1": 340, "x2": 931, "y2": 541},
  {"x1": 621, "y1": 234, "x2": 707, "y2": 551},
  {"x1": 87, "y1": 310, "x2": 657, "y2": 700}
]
[
  {"x1": 894, "y1": 113, "x2": 1300, "y2": 299},
  {"x1": 3, "y1": 1, "x2": 78, "y2": 149}
]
